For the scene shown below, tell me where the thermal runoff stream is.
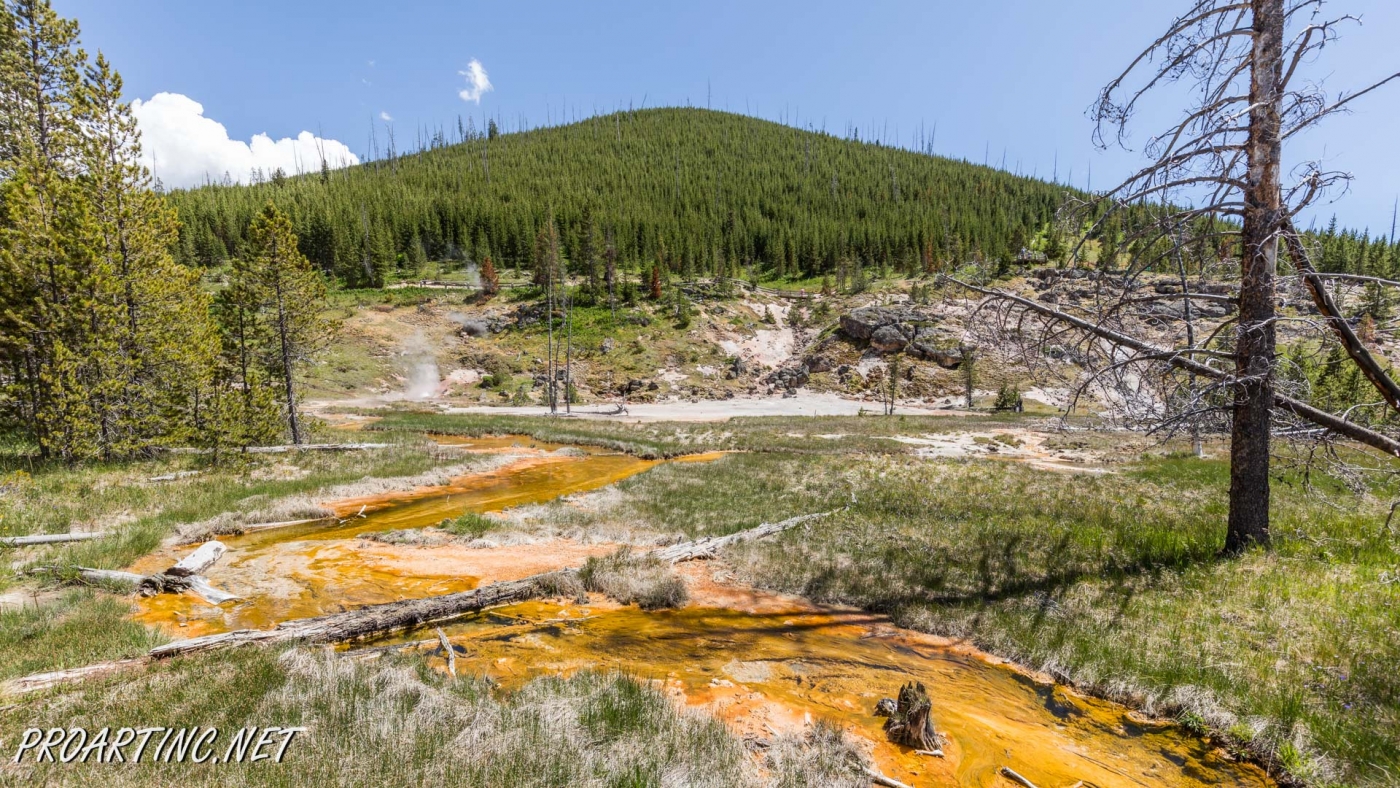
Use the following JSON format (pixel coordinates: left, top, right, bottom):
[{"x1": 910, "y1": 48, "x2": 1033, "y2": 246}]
[{"x1": 129, "y1": 436, "x2": 1272, "y2": 788}]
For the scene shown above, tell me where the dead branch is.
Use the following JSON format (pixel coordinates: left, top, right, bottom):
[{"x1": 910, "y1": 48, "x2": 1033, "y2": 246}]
[
  {"x1": 944, "y1": 276, "x2": 1400, "y2": 457},
  {"x1": 0, "y1": 532, "x2": 105, "y2": 547},
  {"x1": 1283, "y1": 220, "x2": 1400, "y2": 411}
]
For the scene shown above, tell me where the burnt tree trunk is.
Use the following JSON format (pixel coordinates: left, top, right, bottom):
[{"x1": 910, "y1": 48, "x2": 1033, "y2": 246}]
[
  {"x1": 882, "y1": 681, "x2": 938, "y2": 750},
  {"x1": 1226, "y1": 0, "x2": 1284, "y2": 554}
]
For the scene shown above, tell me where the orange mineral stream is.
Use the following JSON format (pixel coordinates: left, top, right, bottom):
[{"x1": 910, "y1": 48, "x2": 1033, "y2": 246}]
[{"x1": 130, "y1": 435, "x2": 1272, "y2": 788}]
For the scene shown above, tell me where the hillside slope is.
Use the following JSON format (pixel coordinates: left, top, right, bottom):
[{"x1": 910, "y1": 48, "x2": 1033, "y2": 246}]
[{"x1": 169, "y1": 108, "x2": 1074, "y2": 286}]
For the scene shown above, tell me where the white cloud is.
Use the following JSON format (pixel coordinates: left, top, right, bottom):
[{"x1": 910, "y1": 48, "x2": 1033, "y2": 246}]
[
  {"x1": 130, "y1": 92, "x2": 360, "y2": 188},
  {"x1": 457, "y1": 59, "x2": 493, "y2": 104},
  {"x1": 379, "y1": 110, "x2": 393, "y2": 122}
]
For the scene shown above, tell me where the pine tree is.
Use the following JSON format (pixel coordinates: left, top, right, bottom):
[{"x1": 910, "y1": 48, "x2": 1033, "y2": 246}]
[
  {"x1": 0, "y1": 1, "x2": 227, "y2": 459},
  {"x1": 232, "y1": 203, "x2": 333, "y2": 444},
  {"x1": 77, "y1": 52, "x2": 222, "y2": 455},
  {"x1": 479, "y1": 254, "x2": 500, "y2": 297}
]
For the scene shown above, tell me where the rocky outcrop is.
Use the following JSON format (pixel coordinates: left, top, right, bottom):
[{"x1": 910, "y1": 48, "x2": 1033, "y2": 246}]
[
  {"x1": 837, "y1": 305, "x2": 961, "y2": 366},
  {"x1": 839, "y1": 306, "x2": 934, "y2": 343},
  {"x1": 765, "y1": 364, "x2": 810, "y2": 392}
]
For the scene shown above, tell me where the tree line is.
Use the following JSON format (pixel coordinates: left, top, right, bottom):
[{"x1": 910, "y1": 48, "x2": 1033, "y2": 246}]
[
  {"x1": 0, "y1": 0, "x2": 328, "y2": 461},
  {"x1": 166, "y1": 107, "x2": 1083, "y2": 288}
]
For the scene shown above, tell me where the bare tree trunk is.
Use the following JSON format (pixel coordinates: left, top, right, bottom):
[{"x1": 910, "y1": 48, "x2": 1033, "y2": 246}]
[
  {"x1": 547, "y1": 265, "x2": 556, "y2": 415},
  {"x1": 1226, "y1": 0, "x2": 1284, "y2": 554},
  {"x1": 270, "y1": 238, "x2": 302, "y2": 445},
  {"x1": 565, "y1": 288, "x2": 573, "y2": 414}
]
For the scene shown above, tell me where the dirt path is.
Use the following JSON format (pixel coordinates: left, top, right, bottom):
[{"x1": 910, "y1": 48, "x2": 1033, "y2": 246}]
[{"x1": 438, "y1": 391, "x2": 966, "y2": 422}]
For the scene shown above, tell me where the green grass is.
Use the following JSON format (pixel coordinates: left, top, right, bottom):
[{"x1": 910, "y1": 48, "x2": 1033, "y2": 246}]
[
  {"x1": 365, "y1": 409, "x2": 1053, "y2": 460},
  {"x1": 0, "y1": 434, "x2": 475, "y2": 575},
  {"x1": 0, "y1": 646, "x2": 864, "y2": 786},
  {"x1": 0, "y1": 590, "x2": 167, "y2": 680},
  {"x1": 438, "y1": 511, "x2": 499, "y2": 539},
  {"x1": 4, "y1": 412, "x2": 1395, "y2": 785},
  {"x1": 512, "y1": 441, "x2": 1399, "y2": 787}
]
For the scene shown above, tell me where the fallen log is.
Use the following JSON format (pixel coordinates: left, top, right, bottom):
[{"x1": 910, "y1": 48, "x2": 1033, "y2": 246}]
[
  {"x1": 2, "y1": 659, "x2": 149, "y2": 695},
  {"x1": 33, "y1": 563, "x2": 239, "y2": 605},
  {"x1": 183, "y1": 576, "x2": 240, "y2": 604},
  {"x1": 864, "y1": 768, "x2": 915, "y2": 788},
  {"x1": 0, "y1": 532, "x2": 105, "y2": 547},
  {"x1": 30, "y1": 566, "x2": 143, "y2": 588},
  {"x1": 147, "y1": 471, "x2": 202, "y2": 482},
  {"x1": 138, "y1": 541, "x2": 236, "y2": 603},
  {"x1": 147, "y1": 505, "x2": 846, "y2": 660},
  {"x1": 165, "y1": 541, "x2": 226, "y2": 577},
  {"x1": 999, "y1": 767, "x2": 1040, "y2": 788},
  {"x1": 166, "y1": 443, "x2": 389, "y2": 455}
]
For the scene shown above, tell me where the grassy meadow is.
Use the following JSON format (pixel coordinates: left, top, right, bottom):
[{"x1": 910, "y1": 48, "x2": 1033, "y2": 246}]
[{"x1": 0, "y1": 411, "x2": 1395, "y2": 786}]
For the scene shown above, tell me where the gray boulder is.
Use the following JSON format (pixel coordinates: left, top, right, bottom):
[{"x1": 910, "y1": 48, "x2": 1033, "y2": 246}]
[{"x1": 839, "y1": 305, "x2": 934, "y2": 343}]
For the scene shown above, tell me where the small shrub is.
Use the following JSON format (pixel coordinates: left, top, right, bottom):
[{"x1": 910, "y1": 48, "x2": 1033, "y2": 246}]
[
  {"x1": 440, "y1": 511, "x2": 498, "y2": 539},
  {"x1": 994, "y1": 384, "x2": 1023, "y2": 412}
]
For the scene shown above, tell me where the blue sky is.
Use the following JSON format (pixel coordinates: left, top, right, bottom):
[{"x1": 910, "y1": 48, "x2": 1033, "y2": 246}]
[{"x1": 56, "y1": 0, "x2": 1400, "y2": 233}]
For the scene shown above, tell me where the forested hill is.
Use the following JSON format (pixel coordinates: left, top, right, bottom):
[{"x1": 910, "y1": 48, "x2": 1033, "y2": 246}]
[{"x1": 166, "y1": 108, "x2": 1076, "y2": 287}]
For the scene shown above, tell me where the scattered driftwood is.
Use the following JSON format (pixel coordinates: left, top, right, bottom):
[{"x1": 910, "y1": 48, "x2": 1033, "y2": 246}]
[
  {"x1": 864, "y1": 767, "x2": 915, "y2": 788},
  {"x1": 148, "y1": 506, "x2": 845, "y2": 659},
  {"x1": 882, "y1": 681, "x2": 939, "y2": 751},
  {"x1": 435, "y1": 627, "x2": 456, "y2": 677},
  {"x1": 0, "y1": 532, "x2": 104, "y2": 547},
  {"x1": 165, "y1": 443, "x2": 388, "y2": 455},
  {"x1": 999, "y1": 767, "x2": 1040, "y2": 788},
  {"x1": 9, "y1": 505, "x2": 846, "y2": 691}
]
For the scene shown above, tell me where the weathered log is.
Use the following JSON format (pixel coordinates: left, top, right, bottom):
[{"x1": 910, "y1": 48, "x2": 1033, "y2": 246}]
[
  {"x1": 0, "y1": 532, "x2": 105, "y2": 547},
  {"x1": 999, "y1": 767, "x2": 1041, "y2": 788},
  {"x1": 147, "y1": 470, "x2": 202, "y2": 482},
  {"x1": 149, "y1": 505, "x2": 846, "y2": 659},
  {"x1": 651, "y1": 506, "x2": 846, "y2": 563},
  {"x1": 166, "y1": 541, "x2": 226, "y2": 577},
  {"x1": 149, "y1": 574, "x2": 552, "y2": 658},
  {"x1": 864, "y1": 767, "x2": 915, "y2": 788},
  {"x1": 435, "y1": 627, "x2": 456, "y2": 677},
  {"x1": 165, "y1": 443, "x2": 388, "y2": 455},
  {"x1": 184, "y1": 576, "x2": 240, "y2": 605},
  {"x1": 29, "y1": 566, "x2": 143, "y2": 588},
  {"x1": 1, "y1": 658, "x2": 149, "y2": 695},
  {"x1": 883, "y1": 681, "x2": 939, "y2": 751}
]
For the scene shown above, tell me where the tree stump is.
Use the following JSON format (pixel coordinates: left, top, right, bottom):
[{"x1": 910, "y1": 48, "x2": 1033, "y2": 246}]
[{"x1": 882, "y1": 681, "x2": 938, "y2": 750}]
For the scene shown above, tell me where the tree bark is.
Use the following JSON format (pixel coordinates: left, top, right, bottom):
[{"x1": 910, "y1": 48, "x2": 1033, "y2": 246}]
[{"x1": 1226, "y1": 0, "x2": 1284, "y2": 554}]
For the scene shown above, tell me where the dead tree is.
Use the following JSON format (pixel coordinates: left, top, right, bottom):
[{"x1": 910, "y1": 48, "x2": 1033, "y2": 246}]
[
  {"x1": 966, "y1": 0, "x2": 1398, "y2": 553},
  {"x1": 882, "y1": 682, "x2": 939, "y2": 750}
]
